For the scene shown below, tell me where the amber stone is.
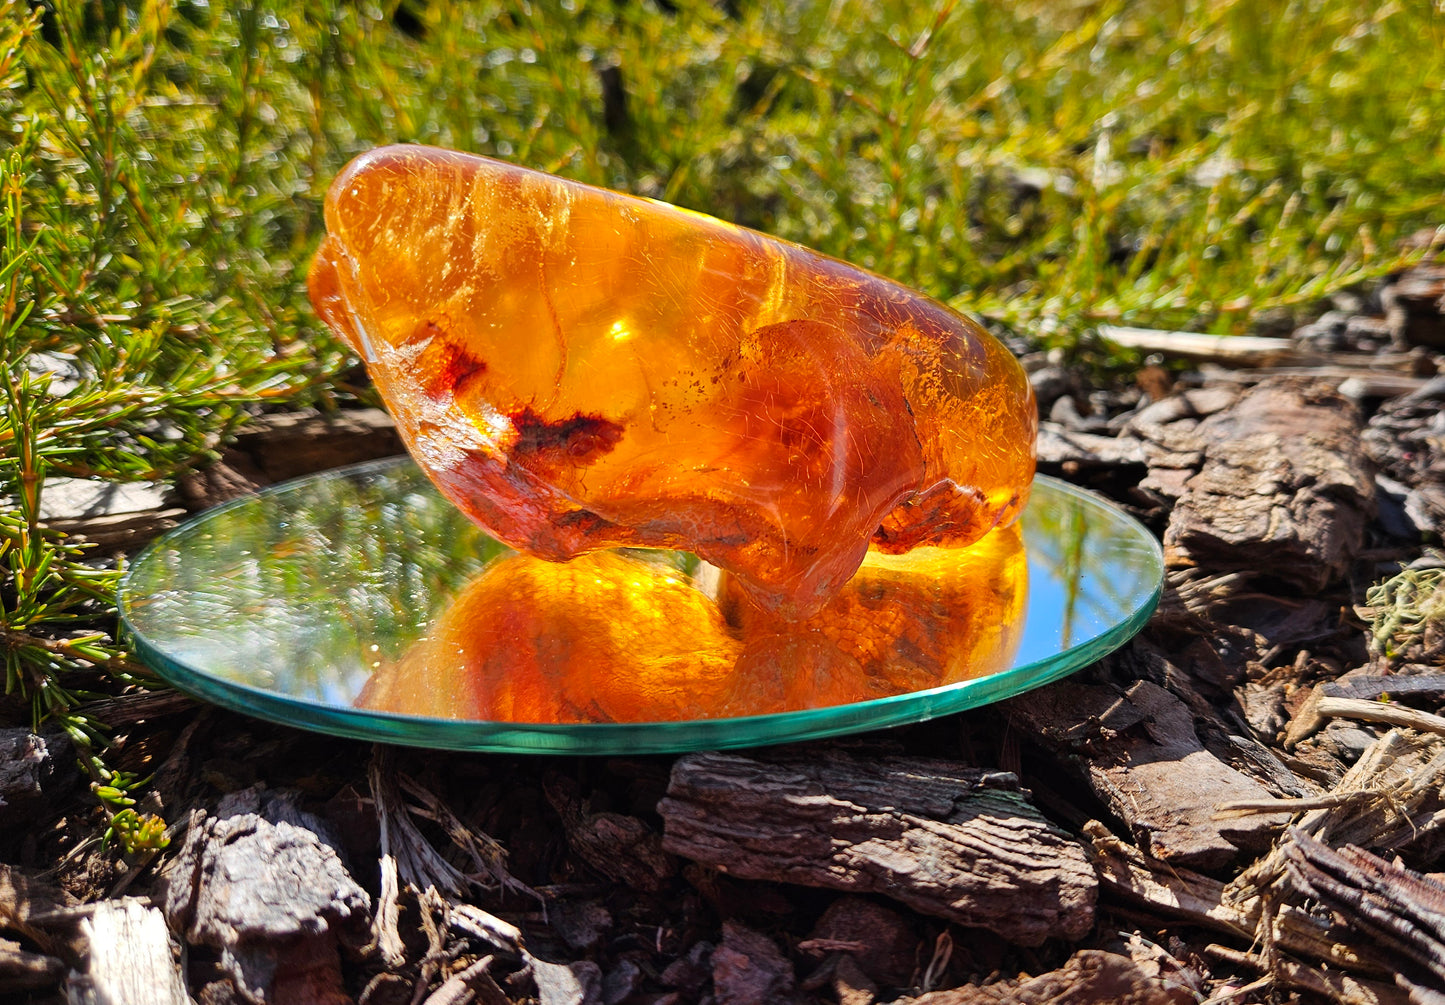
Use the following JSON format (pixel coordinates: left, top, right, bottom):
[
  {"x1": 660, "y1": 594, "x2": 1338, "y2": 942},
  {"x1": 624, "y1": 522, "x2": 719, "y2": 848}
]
[
  {"x1": 356, "y1": 526, "x2": 1025, "y2": 724},
  {"x1": 310, "y1": 145, "x2": 1036, "y2": 617}
]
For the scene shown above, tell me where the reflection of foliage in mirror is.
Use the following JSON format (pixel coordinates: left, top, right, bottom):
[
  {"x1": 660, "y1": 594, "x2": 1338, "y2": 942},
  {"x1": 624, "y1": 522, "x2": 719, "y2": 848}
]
[
  {"x1": 1022, "y1": 486, "x2": 1158, "y2": 648},
  {"x1": 125, "y1": 462, "x2": 507, "y2": 703}
]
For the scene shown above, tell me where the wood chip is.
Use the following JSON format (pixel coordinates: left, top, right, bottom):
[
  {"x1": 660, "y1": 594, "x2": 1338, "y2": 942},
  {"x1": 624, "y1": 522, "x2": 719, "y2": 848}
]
[
  {"x1": 163, "y1": 789, "x2": 371, "y2": 1004},
  {"x1": 447, "y1": 905, "x2": 602, "y2": 1005},
  {"x1": 1163, "y1": 377, "x2": 1375, "y2": 590},
  {"x1": 0, "y1": 936, "x2": 64, "y2": 993},
  {"x1": 658, "y1": 750, "x2": 1096, "y2": 946},
  {"x1": 1314, "y1": 696, "x2": 1445, "y2": 737},
  {"x1": 713, "y1": 921, "x2": 794, "y2": 1005},
  {"x1": 1286, "y1": 675, "x2": 1445, "y2": 748},
  {"x1": 1097, "y1": 326, "x2": 1303, "y2": 366},
  {"x1": 902, "y1": 949, "x2": 1196, "y2": 1004},
  {"x1": 65, "y1": 898, "x2": 187, "y2": 1005},
  {"x1": 1007, "y1": 680, "x2": 1290, "y2": 868},
  {"x1": 1083, "y1": 822, "x2": 1251, "y2": 939},
  {"x1": 1228, "y1": 729, "x2": 1445, "y2": 950}
]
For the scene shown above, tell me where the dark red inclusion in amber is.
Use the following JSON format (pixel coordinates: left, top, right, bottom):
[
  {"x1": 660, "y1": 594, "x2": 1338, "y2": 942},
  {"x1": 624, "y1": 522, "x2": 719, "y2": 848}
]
[{"x1": 310, "y1": 145, "x2": 1037, "y2": 618}]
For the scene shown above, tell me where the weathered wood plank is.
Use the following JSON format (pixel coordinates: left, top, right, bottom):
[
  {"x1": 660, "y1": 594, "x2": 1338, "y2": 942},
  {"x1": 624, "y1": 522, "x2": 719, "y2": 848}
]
[{"x1": 657, "y1": 750, "x2": 1096, "y2": 946}]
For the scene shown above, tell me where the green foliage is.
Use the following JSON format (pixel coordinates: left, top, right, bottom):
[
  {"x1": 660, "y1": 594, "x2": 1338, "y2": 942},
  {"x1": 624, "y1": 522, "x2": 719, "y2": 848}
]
[
  {"x1": 0, "y1": 0, "x2": 1443, "y2": 838},
  {"x1": 93, "y1": 764, "x2": 170, "y2": 854},
  {"x1": 1364, "y1": 560, "x2": 1445, "y2": 666}
]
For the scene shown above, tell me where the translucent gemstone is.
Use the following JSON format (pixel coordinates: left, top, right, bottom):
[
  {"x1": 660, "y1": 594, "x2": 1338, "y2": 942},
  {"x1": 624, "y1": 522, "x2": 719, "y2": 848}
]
[
  {"x1": 310, "y1": 145, "x2": 1036, "y2": 617},
  {"x1": 356, "y1": 526, "x2": 1026, "y2": 724}
]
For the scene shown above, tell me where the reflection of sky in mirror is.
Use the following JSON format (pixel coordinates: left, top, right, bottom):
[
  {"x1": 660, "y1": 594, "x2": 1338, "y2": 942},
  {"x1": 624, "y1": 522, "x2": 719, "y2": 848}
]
[
  {"x1": 1016, "y1": 494, "x2": 1162, "y2": 661},
  {"x1": 122, "y1": 460, "x2": 1162, "y2": 729}
]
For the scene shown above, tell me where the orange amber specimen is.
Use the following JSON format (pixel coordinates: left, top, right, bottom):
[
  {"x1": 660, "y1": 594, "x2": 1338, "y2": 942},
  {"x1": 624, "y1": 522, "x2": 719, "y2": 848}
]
[
  {"x1": 356, "y1": 529, "x2": 1025, "y2": 724},
  {"x1": 310, "y1": 145, "x2": 1036, "y2": 617}
]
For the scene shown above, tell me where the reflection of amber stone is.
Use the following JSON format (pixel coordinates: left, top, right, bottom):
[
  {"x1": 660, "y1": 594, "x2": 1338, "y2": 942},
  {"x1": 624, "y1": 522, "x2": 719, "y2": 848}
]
[
  {"x1": 721, "y1": 523, "x2": 1028, "y2": 697},
  {"x1": 311, "y1": 145, "x2": 1036, "y2": 617},
  {"x1": 357, "y1": 529, "x2": 1026, "y2": 724},
  {"x1": 357, "y1": 552, "x2": 740, "y2": 722}
]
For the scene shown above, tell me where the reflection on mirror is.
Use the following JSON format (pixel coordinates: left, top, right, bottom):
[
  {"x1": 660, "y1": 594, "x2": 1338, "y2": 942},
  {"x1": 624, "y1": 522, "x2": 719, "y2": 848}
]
[
  {"x1": 119, "y1": 460, "x2": 1162, "y2": 754},
  {"x1": 356, "y1": 527, "x2": 1025, "y2": 723}
]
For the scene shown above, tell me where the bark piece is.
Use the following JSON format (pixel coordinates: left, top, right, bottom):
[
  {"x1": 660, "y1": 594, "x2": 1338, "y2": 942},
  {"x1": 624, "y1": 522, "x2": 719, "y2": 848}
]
[
  {"x1": 65, "y1": 898, "x2": 188, "y2": 1005},
  {"x1": 901, "y1": 950, "x2": 1195, "y2": 1004},
  {"x1": 37, "y1": 478, "x2": 169, "y2": 520},
  {"x1": 1085, "y1": 822, "x2": 1401, "y2": 979},
  {"x1": 658, "y1": 750, "x2": 1095, "y2": 946},
  {"x1": 1163, "y1": 377, "x2": 1374, "y2": 591},
  {"x1": 1083, "y1": 822, "x2": 1251, "y2": 938},
  {"x1": 1283, "y1": 828, "x2": 1445, "y2": 987},
  {"x1": 712, "y1": 921, "x2": 794, "y2": 1005},
  {"x1": 1364, "y1": 377, "x2": 1445, "y2": 539},
  {"x1": 32, "y1": 477, "x2": 185, "y2": 550},
  {"x1": 808, "y1": 897, "x2": 918, "y2": 988},
  {"x1": 0, "y1": 864, "x2": 73, "y2": 955},
  {"x1": 1382, "y1": 262, "x2": 1445, "y2": 348},
  {"x1": 0, "y1": 728, "x2": 73, "y2": 831},
  {"x1": 226, "y1": 408, "x2": 405, "y2": 486},
  {"x1": 831, "y1": 955, "x2": 879, "y2": 1005},
  {"x1": 543, "y1": 774, "x2": 676, "y2": 892},
  {"x1": 1035, "y1": 423, "x2": 1147, "y2": 469},
  {"x1": 1124, "y1": 387, "x2": 1241, "y2": 432},
  {"x1": 1, "y1": 936, "x2": 64, "y2": 992},
  {"x1": 659, "y1": 941, "x2": 714, "y2": 995},
  {"x1": 164, "y1": 788, "x2": 371, "y2": 1004},
  {"x1": 1007, "y1": 679, "x2": 1290, "y2": 868}
]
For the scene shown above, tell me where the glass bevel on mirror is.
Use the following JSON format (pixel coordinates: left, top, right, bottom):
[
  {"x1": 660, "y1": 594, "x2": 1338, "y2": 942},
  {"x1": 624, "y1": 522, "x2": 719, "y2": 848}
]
[{"x1": 119, "y1": 458, "x2": 1163, "y2": 754}]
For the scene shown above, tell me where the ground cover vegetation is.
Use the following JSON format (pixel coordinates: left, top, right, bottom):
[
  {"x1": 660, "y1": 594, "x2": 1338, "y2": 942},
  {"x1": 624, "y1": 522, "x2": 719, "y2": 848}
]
[{"x1": 1, "y1": 0, "x2": 1443, "y2": 842}]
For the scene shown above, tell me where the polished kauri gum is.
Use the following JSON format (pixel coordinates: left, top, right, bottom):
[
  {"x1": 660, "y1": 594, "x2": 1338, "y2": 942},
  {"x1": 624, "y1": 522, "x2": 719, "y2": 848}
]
[{"x1": 310, "y1": 145, "x2": 1037, "y2": 617}]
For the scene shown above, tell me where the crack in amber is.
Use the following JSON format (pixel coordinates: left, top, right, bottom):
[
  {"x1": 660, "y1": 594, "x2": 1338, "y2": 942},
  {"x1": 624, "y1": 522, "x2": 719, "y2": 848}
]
[{"x1": 310, "y1": 145, "x2": 1037, "y2": 618}]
